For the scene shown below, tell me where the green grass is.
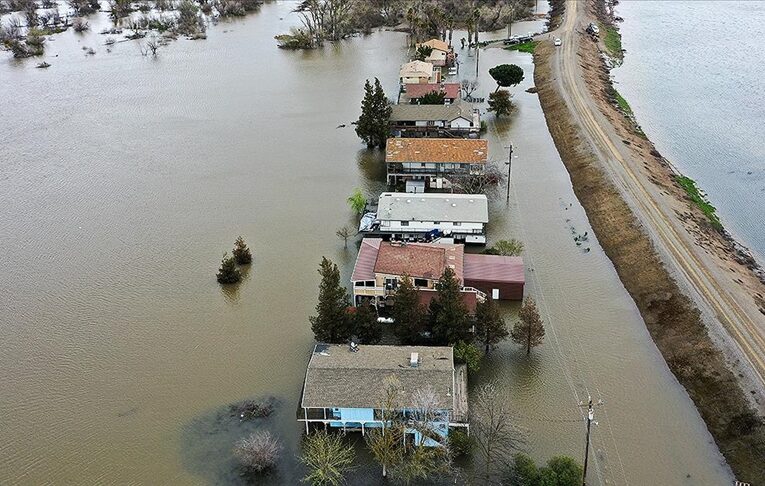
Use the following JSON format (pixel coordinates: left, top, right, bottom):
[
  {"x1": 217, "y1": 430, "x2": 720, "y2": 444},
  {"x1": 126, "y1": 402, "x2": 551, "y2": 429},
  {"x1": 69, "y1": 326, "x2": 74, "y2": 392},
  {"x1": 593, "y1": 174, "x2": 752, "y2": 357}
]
[
  {"x1": 505, "y1": 40, "x2": 538, "y2": 54},
  {"x1": 614, "y1": 90, "x2": 632, "y2": 115},
  {"x1": 675, "y1": 176, "x2": 723, "y2": 231},
  {"x1": 602, "y1": 24, "x2": 622, "y2": 59}
]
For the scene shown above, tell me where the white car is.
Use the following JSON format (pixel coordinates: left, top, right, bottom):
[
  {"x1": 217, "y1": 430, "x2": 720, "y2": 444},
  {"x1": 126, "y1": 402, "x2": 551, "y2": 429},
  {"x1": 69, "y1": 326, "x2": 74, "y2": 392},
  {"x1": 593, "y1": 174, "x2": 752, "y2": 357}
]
[{"x1": 554, "y1": 37, "x2": 562, "y2": 46}]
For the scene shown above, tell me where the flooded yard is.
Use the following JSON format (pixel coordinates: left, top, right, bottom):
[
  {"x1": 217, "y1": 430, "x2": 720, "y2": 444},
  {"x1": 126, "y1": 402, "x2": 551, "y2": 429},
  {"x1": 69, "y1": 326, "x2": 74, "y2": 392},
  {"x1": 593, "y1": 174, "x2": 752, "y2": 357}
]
[{"x1": 0, "y1": 2, "x2": 732, "y2": 484}]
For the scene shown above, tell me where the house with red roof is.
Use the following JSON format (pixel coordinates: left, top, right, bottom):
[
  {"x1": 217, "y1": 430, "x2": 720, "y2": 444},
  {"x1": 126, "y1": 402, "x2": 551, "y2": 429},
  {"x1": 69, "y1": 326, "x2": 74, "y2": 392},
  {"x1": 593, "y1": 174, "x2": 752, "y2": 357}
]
[
  {"x1": 401, "y1": 83, "x2": 461, "y2": 104},
  {"x1": 351, "y1": 239, "x2": 525, "y2": 310}
]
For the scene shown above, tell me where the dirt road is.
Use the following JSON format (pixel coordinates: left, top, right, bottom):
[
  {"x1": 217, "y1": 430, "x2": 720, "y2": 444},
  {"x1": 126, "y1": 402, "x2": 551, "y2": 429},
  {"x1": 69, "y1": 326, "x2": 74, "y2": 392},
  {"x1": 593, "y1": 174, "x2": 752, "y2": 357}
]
[
  {"x1": 552, "y1": 0, "x2": 765, "y2": 389},
  {"x1": 534, "y1": 0, "x2": 765, "y2": 480}
]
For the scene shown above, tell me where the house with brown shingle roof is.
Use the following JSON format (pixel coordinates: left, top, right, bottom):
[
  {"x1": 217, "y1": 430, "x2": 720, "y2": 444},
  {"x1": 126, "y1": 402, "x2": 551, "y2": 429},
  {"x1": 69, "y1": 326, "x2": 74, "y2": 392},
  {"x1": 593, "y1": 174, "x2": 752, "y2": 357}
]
[
  {"x1": 385, "y1": 137, "x2": 487, "y2": 189},
  {"x1": 399, "y1": 60, "x2": 440, "y2": 85},
  {"x1": 389, "y1": 100, "x2": 480, "y2": 138}
]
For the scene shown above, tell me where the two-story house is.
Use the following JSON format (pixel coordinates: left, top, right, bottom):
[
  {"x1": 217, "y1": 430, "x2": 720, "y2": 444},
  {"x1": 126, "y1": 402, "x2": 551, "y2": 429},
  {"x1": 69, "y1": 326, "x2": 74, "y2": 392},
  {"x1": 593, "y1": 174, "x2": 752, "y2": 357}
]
[
  {"x1": 389, "y1": 101, "x2": 480, "y2": 138},
  {"x1": 400, "y1": 82, "x2": 461, "y2": 104},
  {"x1": 298, "y1": 344, "x2": 468, "y2": 446},
  {"x1": 385, "y1": 137, "x2": 487, "y2": 190},
  {"x1": 399, "y1": 60, "x2": 440, "y2": 85},
  {"x1": 366, "y1": 192, "x2": 489, "y2": 244},
  {"x1": 351, "y1": 238, "x2": 524, "y2": 308},
  {"x1": 417, "y1": 39, "x2": 454, "y2": 67}
]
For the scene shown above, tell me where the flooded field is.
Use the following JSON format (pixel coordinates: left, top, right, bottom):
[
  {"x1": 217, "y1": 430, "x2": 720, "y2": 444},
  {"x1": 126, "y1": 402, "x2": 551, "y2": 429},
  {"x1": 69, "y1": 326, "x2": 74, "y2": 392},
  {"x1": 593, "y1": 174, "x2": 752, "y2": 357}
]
[{"x1": 0, "y1": 2, "x2": 733, "y2": 484}]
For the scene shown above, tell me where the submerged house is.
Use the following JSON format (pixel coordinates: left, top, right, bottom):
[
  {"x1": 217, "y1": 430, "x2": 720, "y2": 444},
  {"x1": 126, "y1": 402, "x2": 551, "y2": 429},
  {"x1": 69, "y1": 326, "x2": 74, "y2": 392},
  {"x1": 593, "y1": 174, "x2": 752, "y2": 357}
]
[
  {"x1": 351, "y1": 238, "x2": 525, "y2": 308},
  {"x1": 389, "y1": 101, "x2": 480, "y2": 138},
  {"x1": 385, "y1": 137, "x2": 487, "y2": 190},
  {"x1": 298, "y1": 344, "x2": 468, "y2": 446},
  {"x1": 399, "y1": 60, "x2": 440, "y2": 85},
  {"x1": 401, "y1": 82, "x2": 461, "y2": 104},
  {"x1": 364, "y1": 192, "x2": 489, "y2": 244}
]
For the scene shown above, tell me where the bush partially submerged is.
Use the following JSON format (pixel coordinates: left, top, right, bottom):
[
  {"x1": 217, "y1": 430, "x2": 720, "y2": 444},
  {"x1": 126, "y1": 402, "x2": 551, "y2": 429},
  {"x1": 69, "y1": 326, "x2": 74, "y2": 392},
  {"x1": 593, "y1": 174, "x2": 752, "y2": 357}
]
[
  {"x1": 229, "y1": 399, "x2": 274, "y2": 420},
  {"x1": 233, "y1": 431, "x2": 281, "y2": 473}
]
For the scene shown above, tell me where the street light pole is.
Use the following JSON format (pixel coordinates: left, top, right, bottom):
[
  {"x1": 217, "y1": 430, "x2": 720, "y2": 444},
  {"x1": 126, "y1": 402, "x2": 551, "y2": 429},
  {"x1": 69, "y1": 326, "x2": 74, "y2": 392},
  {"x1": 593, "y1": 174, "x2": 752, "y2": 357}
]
[{"x1": 505, "y1": 143, "x2": 513, "y2": 201}]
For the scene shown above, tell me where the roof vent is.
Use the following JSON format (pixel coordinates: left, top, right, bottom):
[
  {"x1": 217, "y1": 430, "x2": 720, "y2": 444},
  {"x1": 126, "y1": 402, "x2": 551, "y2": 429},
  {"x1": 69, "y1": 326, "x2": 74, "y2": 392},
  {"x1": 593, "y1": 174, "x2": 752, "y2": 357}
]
[
  {"x1": 452, "y1": 203, "x2": 457, "y2": 207},
  {"x1": 410, "y1": 352, "x2": 419, "y2": 368}
]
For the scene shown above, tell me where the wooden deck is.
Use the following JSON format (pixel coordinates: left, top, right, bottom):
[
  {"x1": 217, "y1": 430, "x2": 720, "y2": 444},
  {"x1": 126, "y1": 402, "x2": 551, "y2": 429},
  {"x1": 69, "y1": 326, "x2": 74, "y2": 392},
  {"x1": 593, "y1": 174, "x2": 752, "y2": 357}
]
[{"x1": 452, "y1": 363, "x2": 469, "y2": 424}]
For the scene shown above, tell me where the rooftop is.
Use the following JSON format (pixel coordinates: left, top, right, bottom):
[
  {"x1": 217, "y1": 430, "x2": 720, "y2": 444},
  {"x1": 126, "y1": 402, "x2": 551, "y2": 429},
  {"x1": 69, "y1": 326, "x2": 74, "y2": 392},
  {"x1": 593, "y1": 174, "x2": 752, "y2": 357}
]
[
  {"x1": 390, "y1": 100, "x2": 476, "y2": 123},
  {"x1": 374, "y1": 241, "x2": 464, "y2": 281},
  {"x1": 463, "y1": 253, "x2": 525, "y2": 283},
  {"x1": 420, "y1": 39, "x2": 450, "y2": 52},
  {"x1": 386, "y1": 138, "x2": 487, "y2": 164},
  {"x1": 301, "y1": 344, "x2": 455, "y2": 410},
  {"x1": 376, "y1": 192, "x2": 489, "y2": 224},
  {"x1": 404, "y1": 82, "x2": 461, "y2": 100},
  {"x1": 399, "y1": 60, "x2": 434, "y2": 78}
]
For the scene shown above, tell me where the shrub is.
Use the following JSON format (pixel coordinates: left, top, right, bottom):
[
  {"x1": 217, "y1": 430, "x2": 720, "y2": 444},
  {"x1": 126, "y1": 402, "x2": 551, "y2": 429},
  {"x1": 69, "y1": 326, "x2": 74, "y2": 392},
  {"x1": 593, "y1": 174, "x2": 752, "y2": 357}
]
[
  {"x1": 216, "y1": 252, "x2": 241, "y2": 284},
  {"x1": 448, "y1": 429, "x2": 474, "y2": 457},
  {"x1": 453, "y1": 340, "x2": 483, "y2": 373},
  {"x1": 232, "y1": 236, "x2": 252, "y2": 265},
  {"x1": 233, "y1": 431, "x2": 281, "y2": 472}
]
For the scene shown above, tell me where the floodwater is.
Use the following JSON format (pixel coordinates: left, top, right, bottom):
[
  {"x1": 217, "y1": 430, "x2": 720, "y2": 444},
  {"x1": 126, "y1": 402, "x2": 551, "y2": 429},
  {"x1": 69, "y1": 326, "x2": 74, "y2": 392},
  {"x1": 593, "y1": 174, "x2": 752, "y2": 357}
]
[
  {"x1": 613, "y1": 0, "x2": 765, "y2": 263},
  {"x1": 0, "y1": 2, "x2": 733, "y2": 484}
]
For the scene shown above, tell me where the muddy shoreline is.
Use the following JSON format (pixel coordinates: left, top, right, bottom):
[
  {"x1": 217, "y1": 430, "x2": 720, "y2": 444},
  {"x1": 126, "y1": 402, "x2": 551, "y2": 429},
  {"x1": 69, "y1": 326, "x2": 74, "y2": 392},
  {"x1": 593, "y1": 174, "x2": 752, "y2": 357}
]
[{"x1": 532, "y1": 1, "x2": 765, "y2": 482}]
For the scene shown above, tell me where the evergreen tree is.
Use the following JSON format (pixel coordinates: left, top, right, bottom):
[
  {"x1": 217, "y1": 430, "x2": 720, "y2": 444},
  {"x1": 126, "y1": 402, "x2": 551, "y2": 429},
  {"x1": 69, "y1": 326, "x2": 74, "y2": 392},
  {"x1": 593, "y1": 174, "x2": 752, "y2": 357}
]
[
  {"x1": 351, "y1": 303, "x2": 382, "y2": 344},
  {"x1": 392, "y1": 275, "x2": 426, "y2": 344},
  {"x1": 309, "y1": 257, "x2": 352, "y2": 343},
  {"x1": 475, "y1": 297, "x2": 509, "y2": 353},
  {"x1": 216, "y1": 252, "x2": 241, "y2": 284},
  {"x1": 489, "y1": 63, "x2": 524, "y2": 91},
  {"x1": 355, "y1": 78, "x2": 391, "y2": 148},
  {"x1": 232, "y1": 236, "x2": 253, "y2": 264},
  {"x1": 429, "y1": 267, "x2": 472, "y2": 345},
  {"x1": 511, "y1": 297, "x2": 545, "y2": 355}
]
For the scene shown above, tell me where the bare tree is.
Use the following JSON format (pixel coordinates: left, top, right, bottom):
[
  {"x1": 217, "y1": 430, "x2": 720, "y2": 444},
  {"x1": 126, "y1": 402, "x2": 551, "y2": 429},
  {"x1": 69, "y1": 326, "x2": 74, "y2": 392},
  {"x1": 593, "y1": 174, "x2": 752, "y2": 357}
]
[
  {"x1": 336, "y1": 225, "x2": 354, "y2": 248},
  {"x1": 460, "y1": 78, "x2": 479, "y2": 99},
  {"x1": 72, "y1": 16, "x2": 89, "y2": 31},
  {"x1": 471, "y1": 381, "x2": 524, "y2": 485},
  {"x1": 141, "y1": 35, "x2": 159, "y2": 56},
  {"x1": 233, "y1": 431, "x2": 282, "y2": 472},
  {"x1": 451, "y1": 164, "x2": 504, "y2": 194}
]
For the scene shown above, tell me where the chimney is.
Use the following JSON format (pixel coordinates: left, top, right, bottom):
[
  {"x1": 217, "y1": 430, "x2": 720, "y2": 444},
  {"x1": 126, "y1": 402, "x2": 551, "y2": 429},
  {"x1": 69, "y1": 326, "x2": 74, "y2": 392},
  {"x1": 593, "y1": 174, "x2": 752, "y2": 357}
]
[{"x1": 410, "y1": 352, "x2": 419, "y2": 368}]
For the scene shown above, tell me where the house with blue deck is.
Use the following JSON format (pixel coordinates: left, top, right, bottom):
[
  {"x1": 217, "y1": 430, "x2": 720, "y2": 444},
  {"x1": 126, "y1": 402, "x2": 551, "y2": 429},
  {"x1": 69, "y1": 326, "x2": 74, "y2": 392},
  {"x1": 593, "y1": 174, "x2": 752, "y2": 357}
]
[{"x1": 298, "y1": 344, "x2": 468, "y2": 446}]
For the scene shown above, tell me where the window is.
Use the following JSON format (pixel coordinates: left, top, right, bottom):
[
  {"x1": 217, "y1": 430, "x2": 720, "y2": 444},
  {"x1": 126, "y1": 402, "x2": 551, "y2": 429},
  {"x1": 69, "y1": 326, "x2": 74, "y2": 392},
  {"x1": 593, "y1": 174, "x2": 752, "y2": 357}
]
[
  {"x1": 420, "y1": 163, "x2": 426, "y2": 168},
  {"x1": 355, "y1": 281, "x2": 364, "y2": 286},
  {"x1": 365, "y1": 281, "x2": 375, "y2": 287},
  {"x1": 454, "y1": 222, "x2": 461, "y2": 226},
  {"x1": 433, "y1": 221, "x2": 440, "y2": 225},
  {"x1": 414, "y1": 278, "x2": 428, "y2": 287},
  {"x1": 401, "y1": 221, "x2": 409, "y2": 226}
]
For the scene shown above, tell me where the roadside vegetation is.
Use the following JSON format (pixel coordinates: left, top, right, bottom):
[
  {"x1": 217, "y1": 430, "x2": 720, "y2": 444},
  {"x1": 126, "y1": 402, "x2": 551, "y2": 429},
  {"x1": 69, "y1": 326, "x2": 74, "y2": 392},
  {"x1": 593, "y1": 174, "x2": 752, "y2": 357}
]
[
  {"x1": 675, "y1": 175, "x2": 723, "y2": 231},
  {"x1": 600, "y1": 22, "x2": 622, "y2": 60},
  {"x1": 505, "y1": 39, "x2": 537, "y2": 53}
]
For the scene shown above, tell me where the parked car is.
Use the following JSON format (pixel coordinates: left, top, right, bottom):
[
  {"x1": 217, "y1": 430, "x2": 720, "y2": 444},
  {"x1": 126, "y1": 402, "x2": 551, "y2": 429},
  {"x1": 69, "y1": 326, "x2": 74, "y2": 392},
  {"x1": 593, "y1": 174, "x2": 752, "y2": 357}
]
[
  {"x1": 586, "y1": 22, "x2": 600, "y2": 36},
  {"x1": 554, "y1": 37, "x2": 562, "y2": 46}
]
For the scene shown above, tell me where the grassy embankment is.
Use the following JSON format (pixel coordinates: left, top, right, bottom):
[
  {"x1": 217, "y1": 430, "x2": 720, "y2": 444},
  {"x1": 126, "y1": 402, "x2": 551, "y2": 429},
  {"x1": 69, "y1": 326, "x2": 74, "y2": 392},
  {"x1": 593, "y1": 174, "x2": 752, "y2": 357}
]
[
  {"x1": 600, "y1": 22, "x2": 722, "y2": 231},
  {"x1": 676, "y1": 176, "x2": 723, "y2": 231},
  {"x1": 504, "y1": 40, "x2": 538, "y2": 54}
]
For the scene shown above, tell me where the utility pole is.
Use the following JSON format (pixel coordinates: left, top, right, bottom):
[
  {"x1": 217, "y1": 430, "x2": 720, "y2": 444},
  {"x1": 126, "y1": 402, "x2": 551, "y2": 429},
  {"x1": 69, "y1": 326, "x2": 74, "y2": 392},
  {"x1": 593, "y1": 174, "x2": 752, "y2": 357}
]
[
  {"x1": 582, "y1": 396, "x2": 594, "y2": 486},
  {"x1": 505, "y1": 143, "x2": 514, "y2": 201},
  {"x1": 579, "y1": 395, "x2": 602, "y2": 486}
]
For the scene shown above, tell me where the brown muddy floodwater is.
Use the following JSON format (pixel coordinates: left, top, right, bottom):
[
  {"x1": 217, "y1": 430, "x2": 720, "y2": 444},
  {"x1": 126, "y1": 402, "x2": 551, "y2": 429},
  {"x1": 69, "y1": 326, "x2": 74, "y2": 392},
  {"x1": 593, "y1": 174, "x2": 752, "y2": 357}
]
[{"x1": 0, "y1": 2, "x2": 734, "y2": 484}]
